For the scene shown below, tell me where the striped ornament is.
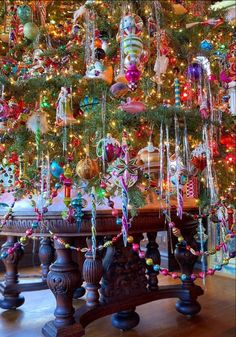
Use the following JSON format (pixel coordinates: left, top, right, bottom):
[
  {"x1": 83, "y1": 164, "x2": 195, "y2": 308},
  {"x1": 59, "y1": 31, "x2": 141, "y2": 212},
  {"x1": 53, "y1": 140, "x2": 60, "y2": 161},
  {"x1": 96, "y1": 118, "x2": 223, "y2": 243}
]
[
  {"x1": 174, "y1": 78, "x2": 181, "y2": 107},
  {"x1": 123, "y1": 35, "x2": 143, "y2": 59},
  {"x1": 18, "y1": 24, "x2": 24, "y2": 36}
]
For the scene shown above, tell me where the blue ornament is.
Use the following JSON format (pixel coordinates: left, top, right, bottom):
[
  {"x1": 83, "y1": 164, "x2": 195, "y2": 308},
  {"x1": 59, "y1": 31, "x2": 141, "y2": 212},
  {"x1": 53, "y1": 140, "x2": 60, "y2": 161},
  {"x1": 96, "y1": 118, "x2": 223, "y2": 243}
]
[
  {"x1": 200, "y1": 40, "x2": 213, "y2": 51},
  {"x1": 55, "y1": 182, "x2": 62, "y2": 189},
  {"x1": 0, "y1": 251, "x2": 8, "y2": 259},
  {"x1": 181, "y1": 274, "x2": 188, "y2": 281},
  {"x1": 50, "y1": 160, "x2": 64, "y2": 179},
  {"x1": 116, "y1": 217, "x2": 122, "y2": 225},
  {"x1": 31, "y1": 221, "x2": 38, "y2": 229},
  {"x1": 213, "y1": 265, "x2": 222, "y2": 271},
  {"x1": 153, "y1": 264, "x2": 160, "y2": 272},
  {"x1": 79, "y1": 96, "x2": 99, "y2": 115}
]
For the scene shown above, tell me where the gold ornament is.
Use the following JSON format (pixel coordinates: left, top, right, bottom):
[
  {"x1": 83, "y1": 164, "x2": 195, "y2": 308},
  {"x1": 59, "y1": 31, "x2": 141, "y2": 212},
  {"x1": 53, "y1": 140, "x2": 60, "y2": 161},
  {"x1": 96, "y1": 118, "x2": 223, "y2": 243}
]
[{"x1": 76, "y1": 155, "x2": 99, "y2": 180}]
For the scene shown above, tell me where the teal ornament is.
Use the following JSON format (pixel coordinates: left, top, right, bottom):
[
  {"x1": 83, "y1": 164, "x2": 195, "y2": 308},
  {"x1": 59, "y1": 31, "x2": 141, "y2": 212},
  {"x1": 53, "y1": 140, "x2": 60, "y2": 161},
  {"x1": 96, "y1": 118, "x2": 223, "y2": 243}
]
[
  {"x1": 17, "y1": 5, "x2": 32, "y2": 24},
  {"x1": 55, "y1": 182, "x2": 62, "y2": 189},
  {"x1": 71, "y1": 193, "x2": 84, "y2": 231},
  {"x1": 31, "y1": 221, "x2": 38, "y2": 229},
  {"x1": 153, "y1": 264, "x2": 160, "y2": 272},
  {"x1": 0, "y1": 251, "x2": 8, "y2": 259},
  {"x1": 23, "y1": 22, "x2": 39, "y2": 41},
  {"x1": 79, "y1": 96, "x2": 99, "y2": 115},
  {"x1": 116, "y1": 217, "x2": 122, "y2": 225},
  {"x1": 50, "y1": 160, "x2": 64, "y2": 179},
  {"x1": 200, "y1": 40, "x2": 213, "y2": 51},
  {"x1": 213, "y1": 265, "x2": 222, "y2": 271},
  {"x1": 180, "y1": 274, "x2": 188, "y2": 281}
]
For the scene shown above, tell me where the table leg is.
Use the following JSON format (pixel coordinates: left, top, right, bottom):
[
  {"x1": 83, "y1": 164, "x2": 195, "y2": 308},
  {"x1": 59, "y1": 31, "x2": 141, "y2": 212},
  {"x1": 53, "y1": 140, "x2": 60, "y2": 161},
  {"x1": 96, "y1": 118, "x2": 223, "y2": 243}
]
[
  {"x1": 42, "y1": 237, "x2": 80, "y2": 335},
  {"x1": 174, "y1": 244, "x2": 202, "y2": 316},
  {"x1": 0, "y1": 235, "x2": 25, "y2": 309},
  {"x1": 39, "y1": 237, "x2": 55, "y2": 282},
  {"x1": 146, "y1": 232, "x2": 160, "y2": 290}
]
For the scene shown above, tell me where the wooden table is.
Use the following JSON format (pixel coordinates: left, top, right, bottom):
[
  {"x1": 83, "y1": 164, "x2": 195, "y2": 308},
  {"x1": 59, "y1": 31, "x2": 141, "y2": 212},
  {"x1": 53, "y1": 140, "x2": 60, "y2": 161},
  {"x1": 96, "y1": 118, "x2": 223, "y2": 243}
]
[{"x1": 0, "y1": 207, "x2": 203, "y2": 337}]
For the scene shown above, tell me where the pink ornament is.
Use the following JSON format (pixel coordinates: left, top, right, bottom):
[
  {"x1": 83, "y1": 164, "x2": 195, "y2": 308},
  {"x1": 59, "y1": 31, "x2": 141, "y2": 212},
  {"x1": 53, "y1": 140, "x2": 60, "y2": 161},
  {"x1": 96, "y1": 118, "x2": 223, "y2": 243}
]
[
  {"x1": 26, "y1": 229, "x2": 33, "y2": 236},
  {"x1": 139, "y1": 251, "x2": 145, "y2": 259},
  {"x1": 207, "y1": 268, "x2": 215, "y2": 276},
  {"x1": 100, "y1": 181, "x2": 107, "y2": 189},
  {"x1": 198, "y1": 271, "x2": 206, "y2": 279},
  {"x1": 120, "y1": 98, "x2": 146, "y2": 114},
  {"x1": 160, "y1": 269, "x2": 169, "y2": 276},
  {"x1": 132, "y1": 243, "x2": 140, "y2": 252},
  {"x1": 112, "y1": 208, "x2": 119, "y2": 217},
  {"x1": 220, "y1": 70, "x2": 231, "y2": 83},
  {"x1": 171, "y1": 272, "x2": 178, "y2": 279},
  {"x1": 168, "y1": 222, "x2": 175, "y2": 228},
  {"x1": 190, "y1": 274, "x2": 197, "y2": 280},
  {"x1": 7, "y1": 247, "x2": 15, "y2": 254},
  {"x1": 125, "y1": 64, "x2": 141, "y2": 83}
]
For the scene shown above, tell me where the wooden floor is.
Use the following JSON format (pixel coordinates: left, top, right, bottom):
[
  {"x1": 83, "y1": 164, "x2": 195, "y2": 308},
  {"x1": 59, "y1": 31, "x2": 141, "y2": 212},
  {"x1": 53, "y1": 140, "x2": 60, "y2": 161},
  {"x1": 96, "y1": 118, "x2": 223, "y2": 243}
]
[{"x1": 0, "y1": 268, "x2": 235, "y2": 337}]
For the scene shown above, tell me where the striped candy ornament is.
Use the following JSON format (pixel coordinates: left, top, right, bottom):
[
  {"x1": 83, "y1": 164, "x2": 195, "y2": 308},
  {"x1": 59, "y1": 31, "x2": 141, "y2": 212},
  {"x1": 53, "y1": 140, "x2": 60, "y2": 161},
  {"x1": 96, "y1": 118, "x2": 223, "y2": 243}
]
[
  {"x1": 174, "y1": 78, "x2": 181, "y2": 107},
  {"x1": 18, "y1": 24, "x2": 24, "y2": 36},
  {"x1": 123, "y1": 35, "x2": 143, "y2": 60},
  {"x1": 186, "y1": 176, "x2": 199, "y2": 198}
]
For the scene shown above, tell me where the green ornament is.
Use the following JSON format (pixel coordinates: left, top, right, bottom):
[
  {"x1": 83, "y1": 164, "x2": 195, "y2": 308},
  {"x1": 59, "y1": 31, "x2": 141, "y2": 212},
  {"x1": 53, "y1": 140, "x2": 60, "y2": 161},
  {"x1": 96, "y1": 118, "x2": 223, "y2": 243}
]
[
  {"x1": 17, "y1": 5, "x2": 32, "y2": 24},
  {"x1": 23, "y1": 22, "x2": 39, "y2": 41}
]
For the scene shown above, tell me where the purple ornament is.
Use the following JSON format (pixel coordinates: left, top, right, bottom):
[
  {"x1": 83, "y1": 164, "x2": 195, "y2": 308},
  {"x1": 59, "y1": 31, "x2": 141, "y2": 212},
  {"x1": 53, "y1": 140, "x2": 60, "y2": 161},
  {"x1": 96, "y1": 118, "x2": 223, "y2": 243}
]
[
  {"x1": 105, "y1": 143, "x2": 121, "y2": 162},
  {"x1": 220, "y1": 70, "x2": 231, "y2": 83},
  {"x1": 187, "y1": 63, "x2": 202, "y2": 81},
  {"x1": 125, "y1": 64, "x2": 141, "y2": 83}
]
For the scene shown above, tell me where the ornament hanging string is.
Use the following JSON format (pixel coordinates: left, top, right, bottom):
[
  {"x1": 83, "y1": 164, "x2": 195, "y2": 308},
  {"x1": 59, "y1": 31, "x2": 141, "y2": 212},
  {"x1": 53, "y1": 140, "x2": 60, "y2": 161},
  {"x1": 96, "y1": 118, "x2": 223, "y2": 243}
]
[
  {"x1": 91, "y1": 186, "x2": 97, "y2": 260},
  {"x1": 153, "y1": 1, "x2": 161, "y2": 91},
  {"x1": 174, "y1": 116, "x2": 183, "y2": 219},
  {"x1": 203, "y1": 124, "x2": 217, "y2": 205},
  {"x1": 159, "y1": 122, "x2": 164, "y2": 200}
]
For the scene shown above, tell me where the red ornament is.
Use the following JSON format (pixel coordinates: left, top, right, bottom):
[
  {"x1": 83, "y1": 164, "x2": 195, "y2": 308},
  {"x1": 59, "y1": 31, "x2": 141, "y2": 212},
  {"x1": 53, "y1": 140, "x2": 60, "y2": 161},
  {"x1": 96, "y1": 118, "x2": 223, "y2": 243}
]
[
  {"x1": 220, "y1": 133, "x2": 236, "y2": 149},
  {"x1": 191, "y1": 156, "x2": 207, "y2": 171},
  {"x1": 225, "y1": 153, "x2": 236, "y2": 165}
]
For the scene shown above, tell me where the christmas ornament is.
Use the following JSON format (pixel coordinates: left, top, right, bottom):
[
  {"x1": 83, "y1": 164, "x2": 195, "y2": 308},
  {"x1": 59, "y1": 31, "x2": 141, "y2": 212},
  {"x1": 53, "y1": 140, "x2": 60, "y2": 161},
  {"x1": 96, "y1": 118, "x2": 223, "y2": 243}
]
[
  {"x1": 125, "y1": 64, "x2": 141, "y2": 91},
  {"x1": 79, "y1": 96, "x2": 99, "y2": 115},
  {"x1": 191, "y1": 144, "x2": 207, "y2": 171},
  {"x1": 137, "y1": 142, "x2": 160, "y2": 166},
  {"x1": 174, "y1": 77, "x2": 180, "y2": 107},
  {"x1": 110, "y1": 82, "x2": 129, "y2": 98},
  {"x1": 186, "y1": 177, "x2": 199, "y2": 199},
  {"x1": 96, "y1": 134, "x2": 121, "y2": 163},
  {"x1": 50, "y1": 160, "x2": 64, "y2": 179},
  {"x1": 23, "y1": 22, "x2": 39, "y2": 40},
  {"x1": 76, "y1": 155, "x2": 99, "y2": 180},
  {"x1": 85, "y1": 61, "x2": 113, "y2": 84},
  {"x1": 172, "y1": 2, "x2": 188, "y2": 15},
  {"x1": 17, "y1": 5, "x2": 32, "y2": 24},
  {"x1": 200, "y1": 40, "x2": 213, "y2": 51},
  {"x1": 120, "y1": 98, "x2": 146, "y2": 114},
  {"x1": 56, "y1": 87, "x2": 77, "y2": 126},
  {"x1": 187, "y1": 63, "x2": 202, "y2": 81}
]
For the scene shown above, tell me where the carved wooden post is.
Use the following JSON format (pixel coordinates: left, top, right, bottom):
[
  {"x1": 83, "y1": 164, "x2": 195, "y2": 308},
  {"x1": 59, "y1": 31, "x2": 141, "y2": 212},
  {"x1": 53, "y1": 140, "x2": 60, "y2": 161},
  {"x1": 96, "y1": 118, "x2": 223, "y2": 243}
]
[
  {"x1": 0, "y1": 236, "x2": 25, "y2": 309},
  {"x1": 83, "y1": 250, "x2": 103, "y2": 307},
  {"x1": 39, "y1": 237, "x2": 54, "y2": 282},
  {"x1": 174, "y1": 243, "x2": 202, "y2": 316},
  {"x1": 146, "y1": 232, "x2": 160, "y2": 290},
  {"x1": 46, "y1": 237, "x2": 79, "y2": 328}
]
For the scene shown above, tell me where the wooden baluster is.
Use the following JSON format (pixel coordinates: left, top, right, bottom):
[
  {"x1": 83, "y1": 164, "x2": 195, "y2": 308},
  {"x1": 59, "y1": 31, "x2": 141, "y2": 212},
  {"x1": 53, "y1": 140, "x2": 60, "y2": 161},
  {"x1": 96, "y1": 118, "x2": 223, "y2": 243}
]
[
  {"x1": 0, "y1": 236, "x2": 25, "y2": 309},
  {"x1": 146, "y1": 232, "x2": 161, "y2": 290},
  {"x1": 45, "y1": 237, "x2": 79, "y2": 328},
  {"x1": 174, "y1": 241, "x2": 203, "y2": 316},
  {"x1": 83, "y1": 249, "x2": 103, "y2": 307},
  {"x1": 39, "y1": 237, "x2": 54, "y2": 282}
]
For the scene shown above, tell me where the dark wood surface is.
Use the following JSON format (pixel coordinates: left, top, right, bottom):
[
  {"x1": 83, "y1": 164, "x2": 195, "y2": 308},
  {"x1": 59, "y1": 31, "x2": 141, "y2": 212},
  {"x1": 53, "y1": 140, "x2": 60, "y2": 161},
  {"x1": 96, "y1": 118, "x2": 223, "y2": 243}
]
[
  {"x1": 0, "y1": 208, "x2": 202, "y2": 337},
  {"x1": 0, "y1": 267, "x2": 235, "y2": 337}
]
